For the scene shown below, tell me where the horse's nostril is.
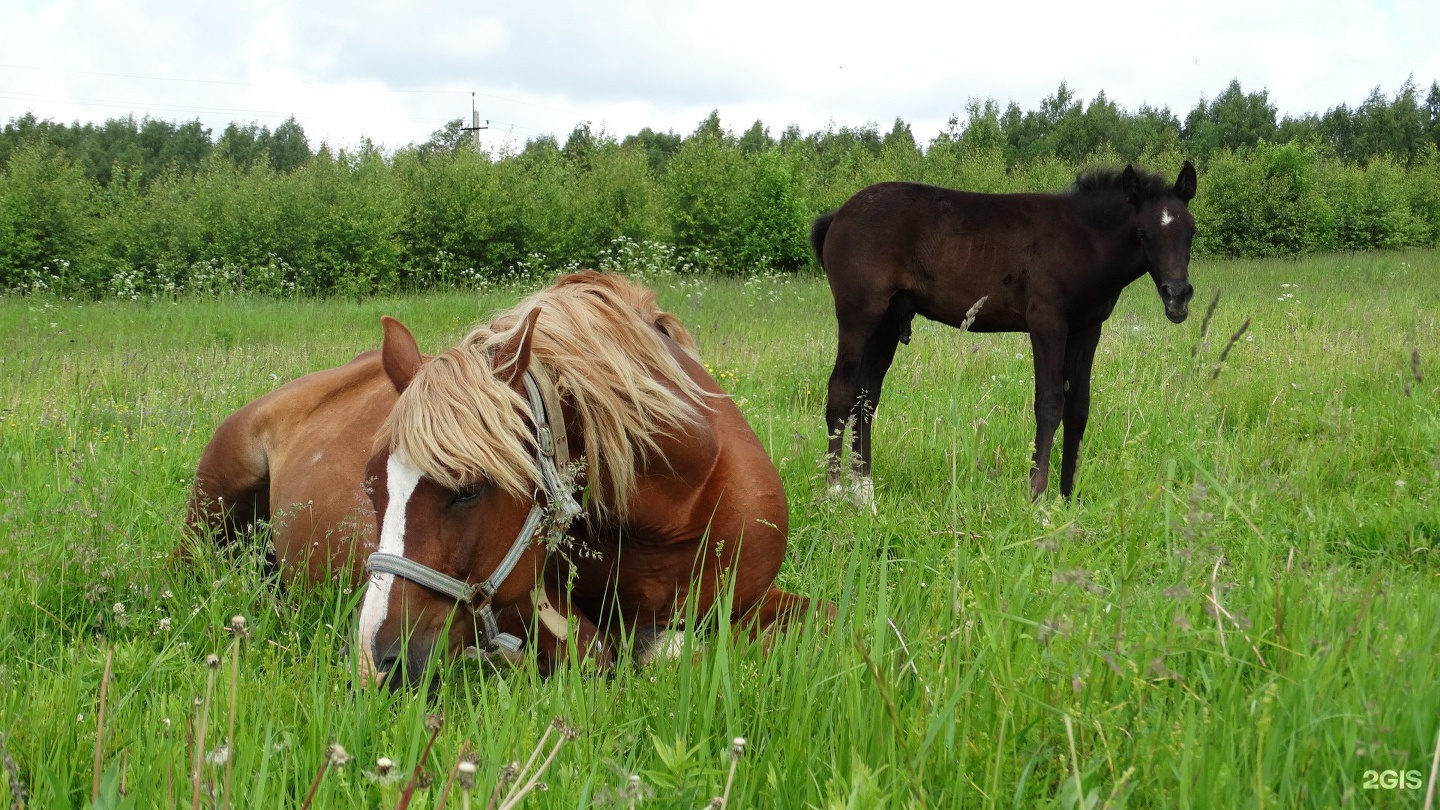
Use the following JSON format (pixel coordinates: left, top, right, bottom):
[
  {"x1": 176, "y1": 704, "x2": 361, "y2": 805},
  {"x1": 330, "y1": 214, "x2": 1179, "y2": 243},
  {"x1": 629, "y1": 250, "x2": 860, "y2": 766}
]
[
  {"x1": 1162, "y1": 282, "x2": 1193, "y2": 301},
  {"x1": 376, "y1": 653, "x2": 399, "y2": 679}
]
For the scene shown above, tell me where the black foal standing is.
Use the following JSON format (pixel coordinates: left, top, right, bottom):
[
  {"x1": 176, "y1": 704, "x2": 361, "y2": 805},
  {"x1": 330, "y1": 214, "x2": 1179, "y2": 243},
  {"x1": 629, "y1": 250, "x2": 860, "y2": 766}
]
[{"x1": 813, "y1": 162, "x2": 1197, "y2": 503}]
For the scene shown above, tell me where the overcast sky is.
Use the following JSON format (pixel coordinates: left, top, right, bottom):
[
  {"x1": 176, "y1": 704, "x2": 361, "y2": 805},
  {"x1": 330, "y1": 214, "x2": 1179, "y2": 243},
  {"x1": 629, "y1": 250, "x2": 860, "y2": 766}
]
[{"x1": 3, "y1": 0, "x2": 1437, "y2": 153}]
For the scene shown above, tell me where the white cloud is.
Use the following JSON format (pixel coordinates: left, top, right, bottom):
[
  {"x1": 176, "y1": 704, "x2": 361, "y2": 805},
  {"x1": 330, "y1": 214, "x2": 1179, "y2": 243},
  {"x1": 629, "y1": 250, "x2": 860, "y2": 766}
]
[{"x1": 1, "y1": 0, "x2": 1435, "y2": 151}]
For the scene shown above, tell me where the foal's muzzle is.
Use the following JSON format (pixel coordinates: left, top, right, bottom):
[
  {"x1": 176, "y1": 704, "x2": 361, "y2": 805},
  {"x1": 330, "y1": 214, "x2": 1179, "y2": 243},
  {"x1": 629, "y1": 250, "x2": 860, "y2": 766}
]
[{"x1": 1160, "y1": 281, "x2": 1193, "y2": 323}]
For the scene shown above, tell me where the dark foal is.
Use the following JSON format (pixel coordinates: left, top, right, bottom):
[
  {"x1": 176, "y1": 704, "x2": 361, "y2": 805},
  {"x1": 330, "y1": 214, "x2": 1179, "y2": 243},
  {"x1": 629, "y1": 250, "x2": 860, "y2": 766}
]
[{"x1": 813, "y1": 162, "x2": 1197, "y2": 502}]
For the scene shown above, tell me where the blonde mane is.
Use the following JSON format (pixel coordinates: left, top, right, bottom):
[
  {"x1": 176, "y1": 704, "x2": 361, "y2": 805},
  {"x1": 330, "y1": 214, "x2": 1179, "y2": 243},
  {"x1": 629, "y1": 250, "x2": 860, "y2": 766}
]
[{"x1": 378, "y1": 271, "x2": 709, "y2": 519}]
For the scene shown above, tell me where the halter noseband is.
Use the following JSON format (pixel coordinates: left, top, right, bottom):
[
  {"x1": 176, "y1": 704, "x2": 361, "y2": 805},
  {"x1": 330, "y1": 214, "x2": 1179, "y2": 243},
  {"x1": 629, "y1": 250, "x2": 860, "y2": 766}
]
[{"x1": 365, "y1": 363, "x2": 583, "y2": 656}]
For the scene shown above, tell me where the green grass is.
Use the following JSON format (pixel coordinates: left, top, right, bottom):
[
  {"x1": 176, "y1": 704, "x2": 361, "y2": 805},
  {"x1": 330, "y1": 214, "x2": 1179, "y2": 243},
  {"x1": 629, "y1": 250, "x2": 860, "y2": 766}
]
[{"x1": 1, "y1": 251, "x2": 1438, "y2": 808}]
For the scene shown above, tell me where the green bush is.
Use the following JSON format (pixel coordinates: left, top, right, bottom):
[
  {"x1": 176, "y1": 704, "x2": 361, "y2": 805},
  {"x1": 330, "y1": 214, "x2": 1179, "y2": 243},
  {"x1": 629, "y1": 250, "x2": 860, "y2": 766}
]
[
  {"x1": 1316, "y1": 154, "x2": 1431, "y2": 251},
  {"x1": 0, "y1": 143, "x2": 92, "y2": 293},
  {"x1": 1193, "y1": 142, "x2": 1336, "y2": 257},
  {"x1": 4, "y1": 112, "x2": 1440, "y2": 298}
]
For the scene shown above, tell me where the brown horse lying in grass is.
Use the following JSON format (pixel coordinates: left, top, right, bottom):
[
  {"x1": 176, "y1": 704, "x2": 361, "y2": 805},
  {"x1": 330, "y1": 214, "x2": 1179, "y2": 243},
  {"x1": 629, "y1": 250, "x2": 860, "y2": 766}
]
[{"x1": 186, "y1": 271, "x2": 817, "y2": 685}]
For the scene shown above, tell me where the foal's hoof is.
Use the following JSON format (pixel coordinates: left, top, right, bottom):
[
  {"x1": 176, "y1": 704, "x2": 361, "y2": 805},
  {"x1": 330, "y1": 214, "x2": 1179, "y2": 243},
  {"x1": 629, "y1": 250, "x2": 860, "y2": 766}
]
[
  {"x1": 632, "y1": 626, "x2": 688, "y2": 667},
  {"x1": 826, "y1": 477, "x2": 876, "y2": 513}
]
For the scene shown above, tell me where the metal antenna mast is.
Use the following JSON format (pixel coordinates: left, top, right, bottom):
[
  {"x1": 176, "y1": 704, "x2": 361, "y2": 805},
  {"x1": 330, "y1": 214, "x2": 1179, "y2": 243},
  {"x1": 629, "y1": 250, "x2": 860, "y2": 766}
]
[{"x1": 461, "y1": 92, "x2": 489, "y2": 149}]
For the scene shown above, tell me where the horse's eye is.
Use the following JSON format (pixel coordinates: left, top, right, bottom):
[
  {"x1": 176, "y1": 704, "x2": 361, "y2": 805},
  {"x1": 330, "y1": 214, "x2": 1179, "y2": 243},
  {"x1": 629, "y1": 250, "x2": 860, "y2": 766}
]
[
  {"x1": 452, "y1": 486, "x2": 481, "y2": 507},
  {"x1": 1137, "y1": 227, "x2": 1150, "y2": 243}
]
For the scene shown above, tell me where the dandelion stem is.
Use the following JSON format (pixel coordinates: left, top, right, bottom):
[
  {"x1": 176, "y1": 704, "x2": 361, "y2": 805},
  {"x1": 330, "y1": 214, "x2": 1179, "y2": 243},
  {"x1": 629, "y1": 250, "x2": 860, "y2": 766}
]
[
  {"x1": 1210, "y1": 558, "x2": 1228, "y2": 657},
  {"x1": 497, "y1": 736, "x2": 568, "y2": 810},
  {"x1": 193, "y1": 655, "x2": 219, "y2": 810},
  {"x1": 396, "y1": 716, "x2": 445, "y2": 810},
  {"x1": 298, "y1": 758, "x2": 330, "y2": 810},
  {"x1": 1064, "y1": 714, "x2": 1084, "y2": 808},
  {"x1": 91, "y1": 645, "x2": 113, "y2": 805},
  {"x1": 1423, "y1": 722, "x2": 1439, "y2": 810},
  {"x1": 223, "y1": 634, "x2": 240, "y2": 810},
  {"x1": 717, "y1": 743, "x2": 743, "y2": 808},
  {"x1": 514, "y1": 724, "x2": 554, "y2": 788},
  {"x1": 434, "y1": 741, "x2": 472, "y2": 810}
]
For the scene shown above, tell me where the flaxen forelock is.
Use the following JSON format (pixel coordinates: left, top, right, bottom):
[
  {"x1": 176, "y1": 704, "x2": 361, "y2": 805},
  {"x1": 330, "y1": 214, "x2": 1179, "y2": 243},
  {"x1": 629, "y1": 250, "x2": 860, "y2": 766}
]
[{"x1": 378, "y1": 271, "x2": 712, "y2": 518}]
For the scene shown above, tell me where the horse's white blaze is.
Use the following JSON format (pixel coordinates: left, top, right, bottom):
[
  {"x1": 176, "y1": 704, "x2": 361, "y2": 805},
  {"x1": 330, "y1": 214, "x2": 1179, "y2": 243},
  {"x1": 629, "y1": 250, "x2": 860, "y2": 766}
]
[
  {"x1": 357, "y1": 454, "x2": 421, "y2": 683},
  {"x1": 1160, "y1": 208, "x2": 1174, "y2": 227}
]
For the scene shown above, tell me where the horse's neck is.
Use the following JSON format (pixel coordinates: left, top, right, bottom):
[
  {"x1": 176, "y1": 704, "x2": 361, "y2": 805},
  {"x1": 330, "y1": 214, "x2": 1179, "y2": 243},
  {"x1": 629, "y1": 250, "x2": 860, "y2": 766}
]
[{"x1": 1075, "y1": 199, "x2": 1147, "y2": 291}]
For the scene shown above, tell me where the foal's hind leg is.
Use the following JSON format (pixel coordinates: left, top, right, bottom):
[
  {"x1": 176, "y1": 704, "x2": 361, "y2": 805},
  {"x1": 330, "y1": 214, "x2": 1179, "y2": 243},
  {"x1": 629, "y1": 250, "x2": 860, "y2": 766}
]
[
  {"x1": 848, "y1": 311, "x2": 907, "y2": 506},
  {"x1": 825, "y1": 294, "x2": 902, "y2": 498},
  {"x1": 826, "y1": 314, "x2": 882, "y2": 491}
]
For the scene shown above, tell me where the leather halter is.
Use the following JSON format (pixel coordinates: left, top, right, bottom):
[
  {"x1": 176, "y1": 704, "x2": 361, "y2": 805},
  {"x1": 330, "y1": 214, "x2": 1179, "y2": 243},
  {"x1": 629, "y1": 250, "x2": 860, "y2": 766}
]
[{"x1": 365, "y1": 362, "x2": 583, "y2": 655}]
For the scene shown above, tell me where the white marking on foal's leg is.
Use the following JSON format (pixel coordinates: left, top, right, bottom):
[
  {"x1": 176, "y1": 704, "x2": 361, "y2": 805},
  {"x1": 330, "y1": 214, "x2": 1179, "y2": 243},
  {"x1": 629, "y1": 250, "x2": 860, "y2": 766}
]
[
  {"x1": 356, "y1": 454, "x2": 421, "y2": 684},
  {"x1": 632, "y1": 625, "x2": 688, "y2": 667},
  {"x1": 1160, "y1": 208, "x2": 1174, "y2": 227},
  {"x1": 851, "y1": 476, "x2": 876, "y2": 514}
]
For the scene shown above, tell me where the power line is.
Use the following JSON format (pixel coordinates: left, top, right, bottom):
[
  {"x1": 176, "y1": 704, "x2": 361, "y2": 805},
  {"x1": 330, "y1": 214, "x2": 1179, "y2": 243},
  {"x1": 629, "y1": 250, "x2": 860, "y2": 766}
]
[{"x1": 0, "y1": 61, "x2": 580, "y2": 114}]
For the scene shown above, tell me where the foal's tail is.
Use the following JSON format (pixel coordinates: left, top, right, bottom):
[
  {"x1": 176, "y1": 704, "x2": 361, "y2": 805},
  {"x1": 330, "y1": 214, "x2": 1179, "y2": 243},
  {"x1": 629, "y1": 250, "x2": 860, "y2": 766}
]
[{"x1": 809, "y1": 211, "x2": 836, "y2": 269}]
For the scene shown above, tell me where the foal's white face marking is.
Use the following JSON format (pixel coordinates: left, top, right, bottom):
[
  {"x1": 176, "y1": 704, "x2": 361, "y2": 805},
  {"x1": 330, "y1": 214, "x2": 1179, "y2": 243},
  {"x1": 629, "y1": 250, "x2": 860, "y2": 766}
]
[
  {"x1": 357, "y1": 454, "x2": 422, "y2": 678},
  {"x1": 1160, "y1": 208, "x2": 1175, "y2": 228}
]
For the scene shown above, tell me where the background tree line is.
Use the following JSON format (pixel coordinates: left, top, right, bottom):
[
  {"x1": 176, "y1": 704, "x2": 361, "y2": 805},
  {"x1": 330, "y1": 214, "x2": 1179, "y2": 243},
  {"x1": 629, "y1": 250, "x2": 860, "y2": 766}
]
[{"x1": 2, "y1": 78, "x2": 1439, "y2": 298}]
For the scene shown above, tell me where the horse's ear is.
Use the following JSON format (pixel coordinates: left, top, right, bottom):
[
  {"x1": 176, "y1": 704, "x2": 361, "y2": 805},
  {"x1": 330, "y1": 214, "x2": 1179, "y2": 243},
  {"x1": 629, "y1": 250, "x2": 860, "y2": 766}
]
[
  {"x1": 380, "y1": 316, "x2": 423, "y2": 394},
  {"x1": 1121, "y1": 164, "x2": 1143, "y2": 209},
  {"x1": 1174, "y1": 160, "x2": 1197, "y2": 203},
  {"x1": 493, "y1": 307, "x2": 541, "y2": 388}
]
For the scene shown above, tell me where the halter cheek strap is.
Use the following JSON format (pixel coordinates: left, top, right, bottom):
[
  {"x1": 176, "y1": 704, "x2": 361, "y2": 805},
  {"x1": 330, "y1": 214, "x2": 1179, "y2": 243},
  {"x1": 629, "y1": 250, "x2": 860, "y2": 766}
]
[{"x1": 365, "y1": 363, "x2": 583, "y2": 657}]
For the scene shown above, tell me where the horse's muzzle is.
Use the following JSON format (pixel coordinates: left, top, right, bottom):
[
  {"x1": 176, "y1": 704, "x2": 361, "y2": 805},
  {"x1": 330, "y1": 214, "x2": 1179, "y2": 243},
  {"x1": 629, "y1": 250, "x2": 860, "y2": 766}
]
[{"x1": 1160, "y1": 281, "x2": 1193, "y2": 323}]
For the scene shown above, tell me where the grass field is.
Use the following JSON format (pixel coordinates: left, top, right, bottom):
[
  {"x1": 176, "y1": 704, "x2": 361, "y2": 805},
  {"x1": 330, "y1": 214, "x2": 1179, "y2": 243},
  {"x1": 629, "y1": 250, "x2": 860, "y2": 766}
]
[{"x1": 1, "y1": 250, "x2": 1438, "y2": 808}]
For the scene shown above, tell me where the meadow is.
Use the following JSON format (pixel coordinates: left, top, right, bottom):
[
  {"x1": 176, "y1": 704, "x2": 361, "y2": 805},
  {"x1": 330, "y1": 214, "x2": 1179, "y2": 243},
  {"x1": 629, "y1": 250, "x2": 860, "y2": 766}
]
[{"x1": 0, "y1": 249, "x2": 1437, "y2": 808}]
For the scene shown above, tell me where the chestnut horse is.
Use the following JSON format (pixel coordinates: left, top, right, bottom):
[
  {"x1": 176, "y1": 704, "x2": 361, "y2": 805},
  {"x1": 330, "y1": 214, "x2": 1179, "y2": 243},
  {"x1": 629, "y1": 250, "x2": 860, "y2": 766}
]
[
  {"x1": 812, "y1": 162, "x2": 1197, "y2": 503},
  {"x1": 188, "y1": 272, "x2": 811, "y2": 685}
]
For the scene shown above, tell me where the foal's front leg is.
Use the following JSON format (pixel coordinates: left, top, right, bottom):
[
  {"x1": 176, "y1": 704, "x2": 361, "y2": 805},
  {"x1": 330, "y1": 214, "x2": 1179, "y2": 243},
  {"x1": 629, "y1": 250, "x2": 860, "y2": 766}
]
[
  {"x1": 1059, "y1": 324, "x2": 1102, "y2": 498},
  {"x1": 1028, "y1": 322, "x2": 1069, "y2": 500}
]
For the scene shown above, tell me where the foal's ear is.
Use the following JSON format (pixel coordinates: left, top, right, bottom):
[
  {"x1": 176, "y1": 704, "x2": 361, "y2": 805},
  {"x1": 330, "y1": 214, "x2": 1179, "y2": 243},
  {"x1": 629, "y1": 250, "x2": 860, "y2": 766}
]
[
  {"x1": 1121, "y1": 164, "x2": 1143, "y2": 209},
  {"x1": 493, "y1": 307, "x2": 542, "y2": 388},
  {"x1": 1174, "y1": 160, "x2": 1197, "y2": 203},
  {"x1": 380, "y1": 316, "x2": 423, "y2": 394}
]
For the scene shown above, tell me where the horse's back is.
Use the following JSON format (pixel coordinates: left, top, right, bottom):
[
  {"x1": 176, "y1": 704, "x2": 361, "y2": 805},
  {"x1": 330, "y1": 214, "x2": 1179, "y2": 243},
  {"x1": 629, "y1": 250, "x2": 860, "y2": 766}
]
[
  {"x1": 822, "y1": 182, "x2": 1072, "y2": 331},
  {"x1": 189, "y1": 350, "x2": 397, "y2": 584}
]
